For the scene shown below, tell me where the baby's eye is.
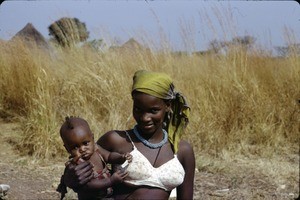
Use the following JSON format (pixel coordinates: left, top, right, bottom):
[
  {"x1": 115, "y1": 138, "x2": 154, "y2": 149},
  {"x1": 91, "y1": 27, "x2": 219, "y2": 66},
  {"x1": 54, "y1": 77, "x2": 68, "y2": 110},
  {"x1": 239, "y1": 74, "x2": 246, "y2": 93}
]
[
  {"x1": 83, "y1": 141, "x2": 89, "y2": 146},
  {"x1": 72, "y1": 146, "x2": 79, "y2": 150},
  {"x1": 133, "y1": 107, "x2": 141, "y2": 112}
]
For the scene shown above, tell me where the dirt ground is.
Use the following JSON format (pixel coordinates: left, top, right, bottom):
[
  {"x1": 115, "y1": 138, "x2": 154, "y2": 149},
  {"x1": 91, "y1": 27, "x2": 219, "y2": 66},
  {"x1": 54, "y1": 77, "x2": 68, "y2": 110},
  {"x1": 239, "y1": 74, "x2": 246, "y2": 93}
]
[{"x1": 0, "y1": 120, "x2": 299, "y2": 200}]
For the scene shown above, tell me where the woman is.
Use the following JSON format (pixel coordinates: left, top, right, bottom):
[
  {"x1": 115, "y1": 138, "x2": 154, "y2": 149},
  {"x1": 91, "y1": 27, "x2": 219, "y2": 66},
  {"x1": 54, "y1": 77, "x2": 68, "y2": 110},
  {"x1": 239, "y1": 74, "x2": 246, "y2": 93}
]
[{"x1": 64, "y1": 70, "x2": 195, "y2": 199}]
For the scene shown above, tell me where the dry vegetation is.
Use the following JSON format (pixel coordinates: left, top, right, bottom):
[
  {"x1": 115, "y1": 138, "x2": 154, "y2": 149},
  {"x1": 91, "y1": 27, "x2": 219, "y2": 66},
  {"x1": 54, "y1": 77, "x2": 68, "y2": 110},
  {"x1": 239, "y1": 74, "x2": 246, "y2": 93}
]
[{"x1": 0, "y1": 34, "x2": 299, "y2": 199}]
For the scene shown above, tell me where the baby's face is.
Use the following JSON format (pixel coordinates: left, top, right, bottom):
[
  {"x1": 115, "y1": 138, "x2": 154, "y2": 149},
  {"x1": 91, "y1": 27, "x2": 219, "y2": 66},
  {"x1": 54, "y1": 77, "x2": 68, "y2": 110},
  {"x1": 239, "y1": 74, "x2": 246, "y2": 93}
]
[{"x1": 63, "y1": 126, "x2": 95, "y2": 161}]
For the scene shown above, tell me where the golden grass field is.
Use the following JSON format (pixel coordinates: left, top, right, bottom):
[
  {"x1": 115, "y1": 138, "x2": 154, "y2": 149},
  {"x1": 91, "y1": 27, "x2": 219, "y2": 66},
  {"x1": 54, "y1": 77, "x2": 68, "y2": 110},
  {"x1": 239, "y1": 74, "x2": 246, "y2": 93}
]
[{"x1": 0, "y1": 38, "x2": 299, "y2": 199}]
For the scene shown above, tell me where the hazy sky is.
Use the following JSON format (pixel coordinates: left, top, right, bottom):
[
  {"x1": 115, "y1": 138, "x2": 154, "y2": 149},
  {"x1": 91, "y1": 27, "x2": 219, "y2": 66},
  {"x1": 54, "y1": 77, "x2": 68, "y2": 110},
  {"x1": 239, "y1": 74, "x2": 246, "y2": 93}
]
[{"x1": 0, "y1": 0, "x2": 299, "y2": 51}]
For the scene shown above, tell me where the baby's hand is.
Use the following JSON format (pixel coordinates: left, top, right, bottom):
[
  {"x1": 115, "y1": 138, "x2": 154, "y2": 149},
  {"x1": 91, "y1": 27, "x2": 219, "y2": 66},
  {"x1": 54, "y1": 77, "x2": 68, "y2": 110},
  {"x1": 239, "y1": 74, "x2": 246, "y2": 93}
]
[
  {"x1": 110, "y1": 170, "x2": 128, "y2": 184},
  {"x1": 66, "y1": 155, "x2": 84, "y2": 166},
  {"x1": 123, "y1": 153, "x2": 132, "y2": 163}
]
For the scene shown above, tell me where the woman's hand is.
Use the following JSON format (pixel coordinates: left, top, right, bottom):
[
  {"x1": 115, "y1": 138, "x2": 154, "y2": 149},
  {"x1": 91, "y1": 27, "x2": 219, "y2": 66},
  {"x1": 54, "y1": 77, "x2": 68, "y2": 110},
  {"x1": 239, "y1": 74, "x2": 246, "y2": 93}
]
[{"x1": 63, "y1": 161, "x2": 94, "y2": 191}]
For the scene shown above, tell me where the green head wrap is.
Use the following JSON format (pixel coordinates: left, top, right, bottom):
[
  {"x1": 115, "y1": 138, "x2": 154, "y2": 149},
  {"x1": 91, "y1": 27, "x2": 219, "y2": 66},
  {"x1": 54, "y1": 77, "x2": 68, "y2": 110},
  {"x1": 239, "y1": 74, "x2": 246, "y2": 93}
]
[{"x1": 132, "y1": 70, "x2": 190, "y2": 153}]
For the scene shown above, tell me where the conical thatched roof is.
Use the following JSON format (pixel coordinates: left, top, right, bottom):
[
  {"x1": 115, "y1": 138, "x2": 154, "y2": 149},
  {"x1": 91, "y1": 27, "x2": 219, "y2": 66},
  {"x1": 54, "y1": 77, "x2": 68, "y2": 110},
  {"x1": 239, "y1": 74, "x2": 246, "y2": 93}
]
[
  {"x1": 109, "y1": 38, "x2": 150, "y2": 54},
  {"x1": 121, "y1": 38, "x2": 144, "y2": 50},
  {"x1": 11, "y1": 23, "x2": 49, "y2": 49}
]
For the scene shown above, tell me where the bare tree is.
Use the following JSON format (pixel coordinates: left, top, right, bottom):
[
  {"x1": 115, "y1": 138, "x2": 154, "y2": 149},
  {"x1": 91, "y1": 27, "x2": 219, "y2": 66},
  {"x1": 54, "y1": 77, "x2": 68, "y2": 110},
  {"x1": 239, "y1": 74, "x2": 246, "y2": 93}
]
[
  {"x1": 275, "y1": 43, "x2": 300, "y2": 57},
  {"x1": 84, "y1": 39, "x2": 106, "y2": 51},
  {"x1": 208, "y1": 39, "x2": 227, "y2": 54},
  {"x1": 231, "y1": 35, "x2": 256, "y2": 49},
  {"x1": 208, "y1": 35, "x2": 256, "y2": 54}
]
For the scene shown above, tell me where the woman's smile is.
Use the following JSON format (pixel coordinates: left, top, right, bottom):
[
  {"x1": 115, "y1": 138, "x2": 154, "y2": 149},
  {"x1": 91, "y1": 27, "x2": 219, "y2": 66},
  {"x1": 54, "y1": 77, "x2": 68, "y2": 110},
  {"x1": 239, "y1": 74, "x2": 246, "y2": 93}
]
[{"x1": 140, "y1": 123, "x2": 154, "y2": 130}]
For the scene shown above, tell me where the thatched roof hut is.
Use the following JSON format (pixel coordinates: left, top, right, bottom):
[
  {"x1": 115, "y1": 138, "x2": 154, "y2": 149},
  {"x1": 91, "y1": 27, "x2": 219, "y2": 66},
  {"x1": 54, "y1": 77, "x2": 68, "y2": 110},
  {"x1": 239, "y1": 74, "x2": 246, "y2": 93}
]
[
  {"x1": 11, "y1": 23, "x2": 49, "y2": 49},
  {"x1": 109, "y1": 38, "x2": 150, "y2": 54},
  {"x1": 121, "y1": 38, "x2": 144, "y2": 50}
]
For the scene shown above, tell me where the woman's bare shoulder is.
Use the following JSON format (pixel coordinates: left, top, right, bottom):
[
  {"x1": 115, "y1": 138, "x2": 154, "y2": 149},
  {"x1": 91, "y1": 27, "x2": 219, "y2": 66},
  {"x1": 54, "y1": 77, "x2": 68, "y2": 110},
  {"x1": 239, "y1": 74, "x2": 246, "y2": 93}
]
[
  {"x1": 178, "y1": 140, "x2": 194, "y2": 153},
  {"x1": 97, "y1": 130, "x2": 129, "y2": 149},
  {"x1": 101, "y1": 130, "x2": 121, "y2": 138},
  {"x1": 177, "y1": 140, "x2": 195, "y2": 164}
]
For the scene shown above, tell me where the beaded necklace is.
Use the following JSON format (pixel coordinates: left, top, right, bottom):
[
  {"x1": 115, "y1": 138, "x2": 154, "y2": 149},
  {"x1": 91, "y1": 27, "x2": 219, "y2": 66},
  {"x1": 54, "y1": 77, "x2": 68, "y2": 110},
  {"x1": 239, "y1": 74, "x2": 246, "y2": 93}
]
[{"x1": 133, "y1": 125, "x2": 168, "y2": 149}]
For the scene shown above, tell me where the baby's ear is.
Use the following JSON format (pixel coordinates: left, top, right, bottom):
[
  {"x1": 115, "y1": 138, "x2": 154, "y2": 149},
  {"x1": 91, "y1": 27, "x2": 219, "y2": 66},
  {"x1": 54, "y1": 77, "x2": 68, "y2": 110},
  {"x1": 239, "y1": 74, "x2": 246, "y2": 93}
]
[{"x1": 63, "y1": 144, "x2": 70, "y2": 153}]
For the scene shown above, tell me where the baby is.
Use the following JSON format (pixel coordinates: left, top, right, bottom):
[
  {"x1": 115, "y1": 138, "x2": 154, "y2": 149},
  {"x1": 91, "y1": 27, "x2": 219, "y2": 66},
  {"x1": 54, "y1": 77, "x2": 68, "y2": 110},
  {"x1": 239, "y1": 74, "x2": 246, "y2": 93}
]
[{"x1": 57, "y1": 116, "x2": 131, "y2": 200}]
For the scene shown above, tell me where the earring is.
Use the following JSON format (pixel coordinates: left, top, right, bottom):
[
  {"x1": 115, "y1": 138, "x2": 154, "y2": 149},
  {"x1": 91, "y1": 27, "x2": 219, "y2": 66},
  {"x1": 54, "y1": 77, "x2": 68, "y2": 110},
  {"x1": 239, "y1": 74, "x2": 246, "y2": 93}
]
[
  {"x1": 168, "y1": 109, "x2": 173, "y2": 120},
  {"x1": 163, "y1": 121, "x2": 167, "y2": 128},
  {"x1": 164, "y1": 110, "x2": 172, "y2": 127}
]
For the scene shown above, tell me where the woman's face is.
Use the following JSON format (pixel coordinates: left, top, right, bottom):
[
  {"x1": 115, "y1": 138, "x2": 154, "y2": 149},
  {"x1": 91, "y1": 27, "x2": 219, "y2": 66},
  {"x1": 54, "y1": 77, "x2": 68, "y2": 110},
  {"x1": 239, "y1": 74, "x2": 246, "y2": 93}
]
[{"x1": 132, "y1": 92, "x2": 170, "y2": 137}]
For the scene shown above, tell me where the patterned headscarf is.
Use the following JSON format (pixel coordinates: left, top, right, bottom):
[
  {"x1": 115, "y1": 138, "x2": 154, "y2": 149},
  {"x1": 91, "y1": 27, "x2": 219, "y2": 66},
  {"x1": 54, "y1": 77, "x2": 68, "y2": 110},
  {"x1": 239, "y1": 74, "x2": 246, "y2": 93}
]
[{"x1": 132, "y1": 70, "x2": 190, "y2": 153}]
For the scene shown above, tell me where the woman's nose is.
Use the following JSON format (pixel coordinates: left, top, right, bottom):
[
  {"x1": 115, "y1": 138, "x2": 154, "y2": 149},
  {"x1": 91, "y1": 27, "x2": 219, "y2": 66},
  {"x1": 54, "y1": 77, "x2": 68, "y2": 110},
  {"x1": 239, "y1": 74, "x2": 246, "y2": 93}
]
[{"x1": 141, "y1": 113, "x2": 151, "y2": 122}]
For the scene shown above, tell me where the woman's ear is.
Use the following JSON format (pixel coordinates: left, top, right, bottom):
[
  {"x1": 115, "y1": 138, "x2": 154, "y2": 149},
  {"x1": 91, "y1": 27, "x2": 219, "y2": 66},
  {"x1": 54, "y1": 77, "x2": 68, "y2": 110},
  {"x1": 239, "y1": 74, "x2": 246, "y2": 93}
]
[{"x1": 165, "y1": 100, "x2": 172, "y2": 112}]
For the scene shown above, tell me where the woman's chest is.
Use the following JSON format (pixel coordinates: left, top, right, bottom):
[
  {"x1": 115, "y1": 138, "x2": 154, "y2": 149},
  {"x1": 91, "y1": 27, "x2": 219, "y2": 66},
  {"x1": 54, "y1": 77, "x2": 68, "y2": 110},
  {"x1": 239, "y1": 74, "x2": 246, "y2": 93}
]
[{"x1": 135, "y1": 142, "x2": 175, "y2": 167}]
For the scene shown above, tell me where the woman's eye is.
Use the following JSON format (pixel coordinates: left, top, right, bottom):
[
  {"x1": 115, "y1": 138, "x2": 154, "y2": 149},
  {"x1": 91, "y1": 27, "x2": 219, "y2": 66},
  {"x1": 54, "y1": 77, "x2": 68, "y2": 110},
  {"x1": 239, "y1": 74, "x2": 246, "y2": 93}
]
[{"x1": 151, "y1": 109, "x2": 159, "y2": 114}]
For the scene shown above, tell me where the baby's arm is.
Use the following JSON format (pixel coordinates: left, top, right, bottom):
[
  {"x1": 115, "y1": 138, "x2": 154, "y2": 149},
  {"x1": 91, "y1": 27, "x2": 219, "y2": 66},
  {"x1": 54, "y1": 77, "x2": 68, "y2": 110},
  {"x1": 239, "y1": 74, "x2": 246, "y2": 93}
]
[
  {"x1": 108, "y1": 152, "x2": 132, "y2": 164},
  {"x1": 97, "y1": 144, "x2": 132, "y2": 164}
]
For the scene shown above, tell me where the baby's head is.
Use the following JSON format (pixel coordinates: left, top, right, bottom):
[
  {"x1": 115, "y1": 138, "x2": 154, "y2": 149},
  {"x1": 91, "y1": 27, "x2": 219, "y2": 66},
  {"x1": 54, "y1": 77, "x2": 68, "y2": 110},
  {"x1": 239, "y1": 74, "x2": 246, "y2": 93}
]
[{"x1": 60, "y1": 116, "x2": 95, "y2": 161}]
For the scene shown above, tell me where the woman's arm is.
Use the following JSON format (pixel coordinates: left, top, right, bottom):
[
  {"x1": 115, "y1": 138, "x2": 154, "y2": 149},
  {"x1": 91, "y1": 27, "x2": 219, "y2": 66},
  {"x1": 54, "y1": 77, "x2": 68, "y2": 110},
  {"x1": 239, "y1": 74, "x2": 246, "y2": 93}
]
[
  {"x1": 97, "y1": 131, "x2": 122, "y2": 163},
  {"x1": 80, "y1": 170, "x2": 128, "y2": 191},
  {"x1": 63, "y1": 161, "x2": 94, "y2": 191},
  {"x1": 176, "y1": 140, "x2": 195, "y2": 200},
  {"x1": 82, "y1": 176, "x2": 113, "y2": 191}
]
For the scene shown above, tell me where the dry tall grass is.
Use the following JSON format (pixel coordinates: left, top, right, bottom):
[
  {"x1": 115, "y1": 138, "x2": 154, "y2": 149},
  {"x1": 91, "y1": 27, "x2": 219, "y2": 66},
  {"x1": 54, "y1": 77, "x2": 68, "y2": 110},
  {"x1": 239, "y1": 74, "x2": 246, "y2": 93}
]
[{"x1": 0, "y1": 38, "x2": 299, "y2": 163}]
